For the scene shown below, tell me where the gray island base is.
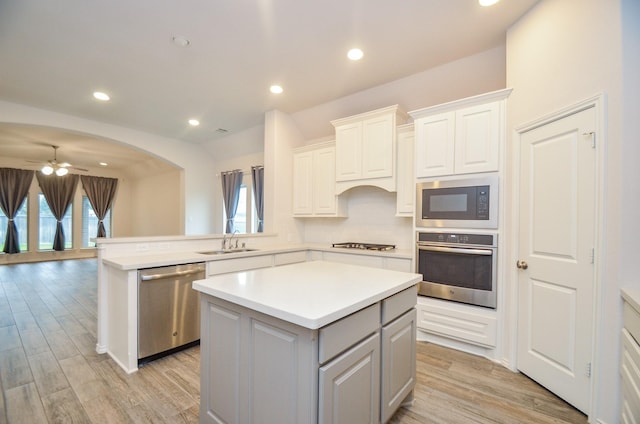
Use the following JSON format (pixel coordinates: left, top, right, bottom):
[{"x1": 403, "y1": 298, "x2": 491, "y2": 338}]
[{"x1": 192, "y1": 260, "x2": 421, "y2": 424}]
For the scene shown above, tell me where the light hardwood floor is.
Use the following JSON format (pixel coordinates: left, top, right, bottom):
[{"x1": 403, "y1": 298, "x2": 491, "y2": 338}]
[{"x1": 0, "y1": 259, "x2": 587, "y2": 423}]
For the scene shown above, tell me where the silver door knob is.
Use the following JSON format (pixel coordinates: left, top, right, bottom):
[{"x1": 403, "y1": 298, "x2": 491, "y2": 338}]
[{"x1": 516, "y1": 260, "x2": 528, "y2": 270}]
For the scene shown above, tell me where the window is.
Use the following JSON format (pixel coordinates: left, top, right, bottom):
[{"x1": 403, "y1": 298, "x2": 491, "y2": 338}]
[
  {"x1": 233, "y1": 185, "x2": 248, "y2": 233},
  {"x1": 38, "y1": 193, "x2": 72, "y2": 250},
  {"x1": 0, "y1": 199, "x2": 28, "y2": 252},
  {"x1": 82, "y1": 196, "x2": 111, "y2": 247},
  {"x1": 222, "y1": 183, "x2": 258, "y2": 234}
]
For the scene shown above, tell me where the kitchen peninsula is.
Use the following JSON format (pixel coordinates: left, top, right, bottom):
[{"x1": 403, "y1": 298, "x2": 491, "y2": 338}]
[{"x1": 193, "y1": 260, "x2": 421, "y2": 424}]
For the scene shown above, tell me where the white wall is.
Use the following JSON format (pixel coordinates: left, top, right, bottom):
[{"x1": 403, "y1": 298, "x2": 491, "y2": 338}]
[
  {"x1": 291, "y1": 46, "x2": 507, "y2": 141},
  {"x1": 0, "y1": 100, "x2": 217, "y2": 235},
  {"x1": 203, "y1": 125, "x2": 265, "y2": 234},
  {"x1": 506, "y1": 1, "x2": 634, "y2": 422},
  {"x1": 128, "y1": 168, "x2": 183, "y2": 236}
]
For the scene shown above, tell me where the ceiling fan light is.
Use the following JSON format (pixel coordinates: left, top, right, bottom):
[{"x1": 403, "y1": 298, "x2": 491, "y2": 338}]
[
  {"x1": 41, "y1": 165, "x2": 54, "y2": 175},
  {"x1": 55, "y1": 167, "x2": 69, "y2": 176}
]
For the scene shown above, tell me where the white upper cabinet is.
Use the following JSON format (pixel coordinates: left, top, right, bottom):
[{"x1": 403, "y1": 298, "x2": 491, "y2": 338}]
[
  {"x1": 395, "y1": 123, "x2": 414, "y2": 217},
  {"x1": 293, "y1": 142, "x2": 346, "y2": 217},
  {"x1": 411, "y1": 89, "x2": 511, "y2": 178},
  {"x1": 454, "y1": 101, "x2": 501, "y2": 175},
  {"x1": 331, "y1": 105, "x2": 408, "y2": 194},
  {"x1": 414, "y1": 111, "x2": 456, "y2": 177}
]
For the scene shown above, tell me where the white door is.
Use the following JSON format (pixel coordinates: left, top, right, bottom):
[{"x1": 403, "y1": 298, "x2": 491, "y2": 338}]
[{"x1": 516, "y1": 106, "x2": 596, "y2": 413}]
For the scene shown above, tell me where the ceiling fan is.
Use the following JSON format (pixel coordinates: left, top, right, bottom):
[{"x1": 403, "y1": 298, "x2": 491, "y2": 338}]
[{"x1": 28, "y1": 145, "x2": 89, "y2": 176}]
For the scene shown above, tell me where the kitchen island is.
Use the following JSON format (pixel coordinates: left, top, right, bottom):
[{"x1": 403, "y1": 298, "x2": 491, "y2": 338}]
[{"x1": 193, "y1": 260, "x2": 421, "y2": 424}]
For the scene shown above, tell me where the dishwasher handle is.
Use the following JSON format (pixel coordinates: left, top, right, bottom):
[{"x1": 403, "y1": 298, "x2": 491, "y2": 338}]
[{"x1": 140, "y1": 267, "x2": 205, "y2": 281}]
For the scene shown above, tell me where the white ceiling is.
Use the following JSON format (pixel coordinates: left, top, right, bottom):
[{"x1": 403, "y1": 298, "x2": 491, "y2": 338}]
[{"x1": 0, "y1": 0, "x2": 538, "y2": 170}]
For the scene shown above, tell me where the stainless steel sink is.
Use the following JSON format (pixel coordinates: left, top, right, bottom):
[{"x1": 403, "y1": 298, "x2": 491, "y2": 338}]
[{"x1": 197, "y1": 248, "x2": 258, "y2": 255}]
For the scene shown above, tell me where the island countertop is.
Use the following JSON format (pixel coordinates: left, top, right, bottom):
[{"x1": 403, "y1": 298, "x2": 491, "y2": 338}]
[{"x1": 192, "y1": 260, "x2": 421, "y2": 329}]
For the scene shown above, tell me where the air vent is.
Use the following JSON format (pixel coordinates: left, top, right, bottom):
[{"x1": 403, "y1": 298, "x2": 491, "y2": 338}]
[{"x1": 216, "y1": 128, "x2": 228, "y2": 134}]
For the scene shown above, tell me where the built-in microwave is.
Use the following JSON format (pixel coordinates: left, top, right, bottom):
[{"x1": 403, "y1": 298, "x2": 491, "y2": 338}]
[{"x1": 415, "y1": 175, "x2": 498, "y2": 229}]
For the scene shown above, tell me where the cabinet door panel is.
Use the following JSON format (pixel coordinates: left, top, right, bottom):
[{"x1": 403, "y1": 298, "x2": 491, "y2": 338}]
[
  {"x1": 414, "y1": 112, "x2": 455, "y2": 177},
  {"x1": 201, "y1": 301, "x2": 242, "y2": 424},
  {"x1": 293, "y1": 151, "x2": 314, "y2": 215},
  {"x1": 319, "y1": 333, "x2": 380, "y2": 424},
  {"x1": 362, "y1": 114, "x2": 394, "y2": 179},
  {"x1": 314, "y1": 147, "x2": 338, "y2": 214},
  {"x1": 249, "y1": 320, "x2": 299, "y2": 424},
  {"x1": 335, "y1": 123, "x2": 362, "y2": 181},
  {"x1": 381, "y1": 309, "x2": 416, "y2": 423},
  {"x1": 395, "y1": 127, "x2": 414, "y2": 216},
  {"x1": 454, "y1": 101, "x2": 500, "y2": 174}
]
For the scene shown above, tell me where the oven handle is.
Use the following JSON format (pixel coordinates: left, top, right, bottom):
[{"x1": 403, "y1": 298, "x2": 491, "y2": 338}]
[{"x1": 417, "y1": 245, "x2": 493, "y2": 256}]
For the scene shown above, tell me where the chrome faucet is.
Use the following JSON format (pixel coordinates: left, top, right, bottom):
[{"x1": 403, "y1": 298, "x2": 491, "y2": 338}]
[{"x1": 222, "y1": 230, "x2": 239, "y2": 250}]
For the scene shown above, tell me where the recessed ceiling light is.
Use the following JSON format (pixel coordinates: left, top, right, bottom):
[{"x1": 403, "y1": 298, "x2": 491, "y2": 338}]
[
  {"x1": 172, "y1": 35, "x2": 191, "y2": 47},
  {"x1": 347, "y1": 48, "x2": 364, "y2": 61},
  {"x1": 270, "y1": 85, "x2": 283, "y2": 94},
  {"x1": 99, "y1": 162, "x2": 108, "y2": 167},
  {"x1": 479, "y1": 0, "x2": 499, "y2": 6},
  {"x1": 188, "y1": 119, "x2": 200, "y2": 126},
  {"x1": 93, "y1": 91, "x2": 110, "y2": 101}
]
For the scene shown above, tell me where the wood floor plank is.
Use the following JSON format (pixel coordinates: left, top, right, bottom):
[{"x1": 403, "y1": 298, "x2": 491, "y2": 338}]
[
  {"x1": 19, "y1": 328, "x2": 51, "y2": 357},
  {"x1": 0, "y1": 326, "x2": 21, "y2": 353},
  {"x1": 0, "y1": 347, "x2": 33, "y2": 390},
  {"x1": 11, "y1": 311, "x2": 39, "y2": 333},
  {"x1": 41, "y1": 387, "x2": 92, "y2": 424},
  {"x1": 43, "y1": 330, "x2": 81, "y2": 361},
  {"x1": 0, "y1": 259, "x2": 588, "y2": 424},
  {"x1": 4, "y1": 383, "x2": 48, "y2": 424},
  {"x1": 0, "y1": 305, "x2": 14, "y2": 328},
  {"x1": 27, "y1": 350, "x2": 70, "y2": 396},
  {"x1": 0, "y1": 369, "x2": 6, "y2": 424}
]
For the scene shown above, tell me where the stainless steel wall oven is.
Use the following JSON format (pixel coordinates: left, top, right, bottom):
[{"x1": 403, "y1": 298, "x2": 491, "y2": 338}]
[{"x1": 416, "y1": 231, "x2": 497, "y2": 309}]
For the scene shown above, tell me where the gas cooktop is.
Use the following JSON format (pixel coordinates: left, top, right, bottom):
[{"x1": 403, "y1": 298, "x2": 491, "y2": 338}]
[{"x1": 332, "y1": 242, "x2": 396, "y2": 251}]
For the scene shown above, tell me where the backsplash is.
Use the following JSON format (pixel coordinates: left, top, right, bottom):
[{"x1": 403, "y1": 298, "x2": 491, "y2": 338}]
[{"x1": 302, "y1": 186, "x2": 414, "y2": 249}]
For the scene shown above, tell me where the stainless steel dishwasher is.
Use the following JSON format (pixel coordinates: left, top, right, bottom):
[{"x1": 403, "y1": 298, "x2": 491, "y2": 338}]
[{"x1": 137, "y1": 262, "x2": 205, "y2": 363}]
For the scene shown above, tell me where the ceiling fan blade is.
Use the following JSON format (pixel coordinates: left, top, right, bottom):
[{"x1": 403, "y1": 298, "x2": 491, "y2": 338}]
[{"x1": 70, "y1": 166, "x2": 89, "y2": 172}]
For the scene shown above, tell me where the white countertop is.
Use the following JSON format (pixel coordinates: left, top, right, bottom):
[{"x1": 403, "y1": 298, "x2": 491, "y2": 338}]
[
  {"x1": 622, "y1": 287, "x2": 640, "y2": 314},
  {"x1": 101, "y1": 243, "x2": 412, "y2": 270},
  {"x1": 193, "y1": 260, "x2": 421, "y2": 330}
]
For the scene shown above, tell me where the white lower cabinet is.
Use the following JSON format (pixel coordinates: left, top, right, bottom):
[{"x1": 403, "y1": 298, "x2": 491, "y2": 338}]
[
  {"x1": 622, "y1": 293, "x2": 640, "y2": 423},
  {"x1": 416, "y1": 297, "x2": 497, "y2": 348},
  {"x1": 200, "y1": 286, "x2": 417, "y2": 424}
]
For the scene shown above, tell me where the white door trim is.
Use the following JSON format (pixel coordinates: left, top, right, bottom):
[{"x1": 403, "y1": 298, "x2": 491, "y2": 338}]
[{"x1": 508, "y1": 93, "x2": 606, "y2": 420}]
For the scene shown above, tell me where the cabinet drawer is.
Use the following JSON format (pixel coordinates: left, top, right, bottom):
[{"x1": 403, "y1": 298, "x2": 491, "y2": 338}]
[
  {"x1": 207, "y1": 255, "x2": 273, "y2": 276},
  {"x1": 274, "y1": 251, "x2": 307, "y2": 266},
  {"x1": 622, "y1": 328, "x2": 640, "y2": 421},
  {"x1": 381, "y1": 286, "x2": 417, "y2": 325},
  {"x1": 319, "y1": 303, "x2": 380, "y2": 364}
]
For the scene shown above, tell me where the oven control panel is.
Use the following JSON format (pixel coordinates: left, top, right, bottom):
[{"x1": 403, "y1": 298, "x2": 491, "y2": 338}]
[{"x1": 417, "y1": 232, "x2": 495, "y2": 247}]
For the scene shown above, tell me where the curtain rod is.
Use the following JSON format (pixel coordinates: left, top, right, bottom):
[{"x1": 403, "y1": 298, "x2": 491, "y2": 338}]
[{"x1": 217, "y1": 166, "x2": 263, "y2": 177}]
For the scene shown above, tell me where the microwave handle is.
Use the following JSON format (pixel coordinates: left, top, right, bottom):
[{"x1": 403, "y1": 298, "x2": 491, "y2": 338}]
[{"x1": 417, "y1": 245, "x2": 493, "y2": 256}]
